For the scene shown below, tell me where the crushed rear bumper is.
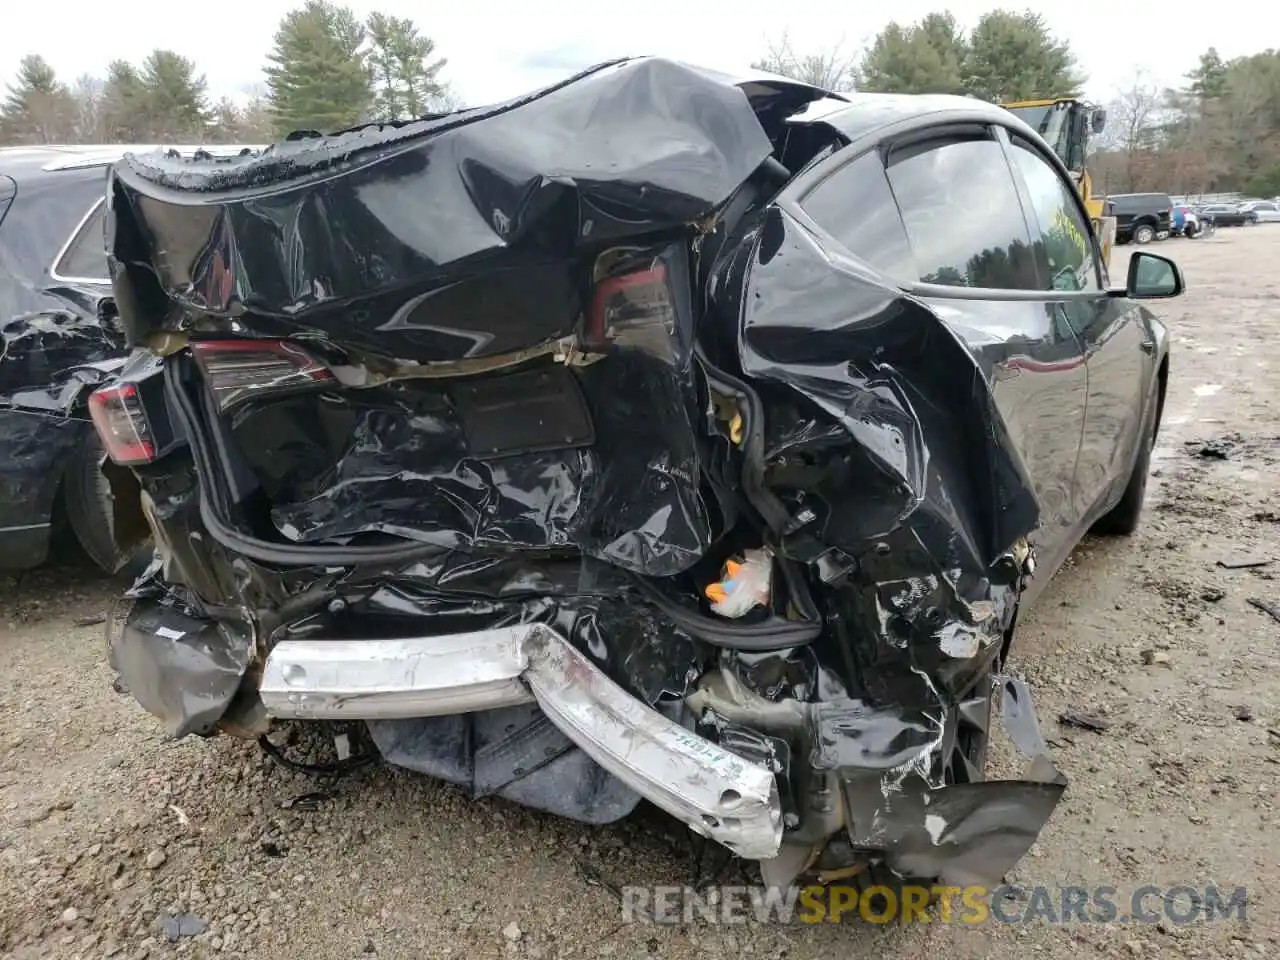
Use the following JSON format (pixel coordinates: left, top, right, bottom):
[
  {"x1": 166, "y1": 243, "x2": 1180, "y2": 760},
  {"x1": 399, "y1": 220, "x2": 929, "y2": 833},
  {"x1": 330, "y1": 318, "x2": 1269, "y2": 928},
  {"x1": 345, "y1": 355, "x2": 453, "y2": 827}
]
[{"x1": 258, "y1": 623, "x2": 783, "y2": 860}]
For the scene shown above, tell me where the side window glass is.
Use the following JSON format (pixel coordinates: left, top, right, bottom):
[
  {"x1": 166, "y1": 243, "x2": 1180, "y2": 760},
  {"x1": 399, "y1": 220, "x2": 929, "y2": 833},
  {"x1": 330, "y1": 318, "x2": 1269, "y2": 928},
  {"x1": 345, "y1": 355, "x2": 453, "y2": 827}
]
[
  {"x1": 885, "y1": 135, "x2": 1038, "y2": 290},
  {"x1": 52, "y1": 200, "x2": 109, "y2": 283},
  {"x1": 1009, "y1": 139, "x2": 1099, "y2": 293},
  {"x1": 799, "y1": 150, "x2": 916, "y2": 284}
]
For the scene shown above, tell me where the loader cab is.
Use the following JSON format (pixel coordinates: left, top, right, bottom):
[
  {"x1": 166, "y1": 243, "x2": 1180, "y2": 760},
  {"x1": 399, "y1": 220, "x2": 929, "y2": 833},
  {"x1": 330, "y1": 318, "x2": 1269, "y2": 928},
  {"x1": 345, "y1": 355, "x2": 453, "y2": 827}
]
[{"x1": 1002, "y1": 98, "x2": 1104, "y2": 178}]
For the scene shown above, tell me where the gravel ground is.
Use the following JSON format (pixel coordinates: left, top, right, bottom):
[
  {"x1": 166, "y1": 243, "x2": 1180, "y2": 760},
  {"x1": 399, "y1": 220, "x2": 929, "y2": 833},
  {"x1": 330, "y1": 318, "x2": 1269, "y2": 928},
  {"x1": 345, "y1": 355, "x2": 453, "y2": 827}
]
[{"x1": 2, "y1": 227, "x2": 1278, "y2": 960}]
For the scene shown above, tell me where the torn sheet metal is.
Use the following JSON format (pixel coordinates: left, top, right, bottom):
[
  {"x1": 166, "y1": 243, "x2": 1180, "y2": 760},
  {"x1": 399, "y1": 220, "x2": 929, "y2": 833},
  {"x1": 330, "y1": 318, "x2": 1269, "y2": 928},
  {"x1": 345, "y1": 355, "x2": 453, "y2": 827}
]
[
  {"x1": 1, "y1": 310, "x2": 121, "y2": 398},
  {"x1": 107, "y1": 58, "x2": 780, "y2": 359},
  {"x1": 101, "y1": 56, "x2": 1074, "y2": 886},
  {"x1": 226, "y1": 243, "x2": 715, "y2": 576},
  {"x1": 108, "y1": 596, "x2": 252, "y2": 739},
  {"x1": 827, "y1": 678, "x2": 1066, "y2": 888},
  {"x1": 710, "y1": 205, "x2": 1040, "y2": 572}
]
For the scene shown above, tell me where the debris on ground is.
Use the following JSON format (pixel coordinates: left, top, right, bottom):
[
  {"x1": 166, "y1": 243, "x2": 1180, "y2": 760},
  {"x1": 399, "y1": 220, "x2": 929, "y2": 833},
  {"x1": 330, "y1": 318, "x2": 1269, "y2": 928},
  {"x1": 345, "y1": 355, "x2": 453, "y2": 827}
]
[
  {"x1": 1217, "y1": 555, "x2": 1272, "y2": 569},
  {"x1": 281, "y1": 791, "x2": 330, "y2": 811},
  {"x1": 1058, "y1": 708, "x2": 1111, "y2": 732},
  {"x1": 1188, "y1": 437, "x2": 1236, "y2": 459},
  {"x1": 1141, "y1": 649, "x2": 1172, "y2": 666},
  {"x1": 1233, "y1": 705, "x2": 1254, "y2": 721},
  {"x1": 1246, "y1": 596, "x2": 1280, "y2": 624},
  {"x1": 161, "y1": 912, "x2": 208, "y2": 941}
]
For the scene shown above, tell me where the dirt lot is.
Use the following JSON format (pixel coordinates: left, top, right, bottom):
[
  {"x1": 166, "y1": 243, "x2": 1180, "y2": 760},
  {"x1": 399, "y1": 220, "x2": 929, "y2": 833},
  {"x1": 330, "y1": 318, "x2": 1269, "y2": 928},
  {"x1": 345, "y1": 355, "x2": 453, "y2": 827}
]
[{"x1": 2, "y1": 227, "x2": 1278, "y2": 960}]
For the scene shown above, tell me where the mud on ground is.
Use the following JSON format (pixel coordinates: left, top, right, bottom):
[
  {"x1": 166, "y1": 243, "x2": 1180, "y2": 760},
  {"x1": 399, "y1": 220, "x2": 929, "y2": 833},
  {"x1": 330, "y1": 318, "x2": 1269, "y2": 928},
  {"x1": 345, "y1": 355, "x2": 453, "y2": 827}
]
[{"x1": 2, "y1": 229, "x2": 1278, "y2": 960}]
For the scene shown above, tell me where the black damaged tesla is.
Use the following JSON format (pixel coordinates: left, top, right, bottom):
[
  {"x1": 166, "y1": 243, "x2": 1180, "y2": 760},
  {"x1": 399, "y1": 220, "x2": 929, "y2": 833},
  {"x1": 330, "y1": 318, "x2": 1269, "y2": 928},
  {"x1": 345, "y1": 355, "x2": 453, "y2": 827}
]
[{"x1": 94, "y1": 58, "x2": 1181, "y2": 891}]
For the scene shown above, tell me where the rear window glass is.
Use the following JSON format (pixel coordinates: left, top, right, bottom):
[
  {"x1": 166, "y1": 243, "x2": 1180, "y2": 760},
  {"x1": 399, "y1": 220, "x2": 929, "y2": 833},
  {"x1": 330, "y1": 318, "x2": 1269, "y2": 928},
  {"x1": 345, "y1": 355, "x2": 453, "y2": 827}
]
[
  {"x1": 885, "y1": 135, "x2": 1039, "y2": 290},
  {"x1": 799, "y1": 150, "x2": 915, "y2": 283},
  {"x1": 52, "y1": 199, "x2": 109, "y2": 282}
]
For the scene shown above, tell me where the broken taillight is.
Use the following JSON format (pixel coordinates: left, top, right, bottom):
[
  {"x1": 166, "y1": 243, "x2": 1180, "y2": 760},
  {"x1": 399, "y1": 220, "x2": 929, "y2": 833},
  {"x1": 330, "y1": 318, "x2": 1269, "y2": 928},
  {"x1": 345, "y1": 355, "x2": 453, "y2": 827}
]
[
  {"x1": 585, "y1": 262, "x2": 674, "y2": 349},
  {"x1": 89, "y1": 383, "x2": 156, "y2": 465},
  {"x1": 189, "y1": 339, "x2": 334, "y2": 412}
]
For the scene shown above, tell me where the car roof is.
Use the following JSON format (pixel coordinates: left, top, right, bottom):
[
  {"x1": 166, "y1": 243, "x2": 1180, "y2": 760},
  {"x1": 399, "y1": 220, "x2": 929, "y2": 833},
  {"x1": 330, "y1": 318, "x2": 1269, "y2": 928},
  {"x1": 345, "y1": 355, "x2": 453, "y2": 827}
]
[{"x1": 784, "y1": 90, "x2": 1016, "y2": 142}]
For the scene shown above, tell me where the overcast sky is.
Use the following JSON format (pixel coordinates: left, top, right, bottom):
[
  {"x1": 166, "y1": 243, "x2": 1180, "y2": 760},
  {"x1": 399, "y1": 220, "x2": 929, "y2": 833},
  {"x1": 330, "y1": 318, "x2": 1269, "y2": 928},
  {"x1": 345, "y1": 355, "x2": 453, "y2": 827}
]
[{"x1": 2, "y1": 0, "x2": 1271, "y2": 110}]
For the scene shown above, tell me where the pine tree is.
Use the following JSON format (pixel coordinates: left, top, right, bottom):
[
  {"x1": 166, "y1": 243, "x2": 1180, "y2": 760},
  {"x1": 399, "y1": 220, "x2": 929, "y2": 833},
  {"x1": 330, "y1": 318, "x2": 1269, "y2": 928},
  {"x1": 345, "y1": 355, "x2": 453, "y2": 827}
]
[
  {"x1": 858, "y1": 14, "x2": 967, "y2": 95},
  {"x1": 1186, "y1": 48, "x2": 1230, "y2": 102},
  {"x1": 0, "y1": 54, "x2": 77, "y2": 144},
  {"x1": 265, "y1": 0, "x2": 373, "y2": 135},
  {"x1": 100, "y1": 60, "x2": 148, "y2": 141},
  {"x1": 366, "y1": 12, "x2": 448, "y2": 120},
  {"x1": 138, "y1": 50, "x2": 209, "y2": 138},
  {"x1": 963, "y1": 10, "x2": 1083, "y2": 102}
]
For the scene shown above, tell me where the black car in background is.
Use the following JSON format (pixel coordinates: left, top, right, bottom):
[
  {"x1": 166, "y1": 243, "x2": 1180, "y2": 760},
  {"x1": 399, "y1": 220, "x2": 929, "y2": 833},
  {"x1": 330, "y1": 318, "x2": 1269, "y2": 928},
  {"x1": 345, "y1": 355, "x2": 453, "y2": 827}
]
[
  {"x1": 0, "y1": 145, "x2": 141, "y2": 572},
  {"x1": 0, "y1": 144, "x2": 255, "y2": 573},
  {"x1": 1108, "y1": 192, "x2": 1174, "y2": 244},
  {"x1": 1197, "y1": 203, "x2": 1259, "y2": 227}
]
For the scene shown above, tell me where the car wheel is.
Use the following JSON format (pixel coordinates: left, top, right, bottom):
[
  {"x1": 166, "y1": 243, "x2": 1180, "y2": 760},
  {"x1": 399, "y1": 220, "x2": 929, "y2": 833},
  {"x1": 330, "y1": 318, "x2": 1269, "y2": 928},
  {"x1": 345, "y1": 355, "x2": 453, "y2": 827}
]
[
  {"x1": 1093, "y1": 389, "x2": 1158, "y2": 536},
  {"x1": 63, "y1": 433, "x2": 152, "y2": 575},
  {"x1": 939, "y1": 666, "x2": 994, "y2": 785},
  {"x1": 1134, "y1": 224, "x2": 1156, "y2": 244}
]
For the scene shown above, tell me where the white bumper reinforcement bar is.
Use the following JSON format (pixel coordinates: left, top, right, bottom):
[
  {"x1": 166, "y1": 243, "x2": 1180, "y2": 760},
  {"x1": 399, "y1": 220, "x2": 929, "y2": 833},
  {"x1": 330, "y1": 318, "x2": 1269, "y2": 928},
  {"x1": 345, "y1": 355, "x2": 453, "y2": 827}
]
[{"x1": 259, "y1": 624, "x2": 783, "y2": 859}]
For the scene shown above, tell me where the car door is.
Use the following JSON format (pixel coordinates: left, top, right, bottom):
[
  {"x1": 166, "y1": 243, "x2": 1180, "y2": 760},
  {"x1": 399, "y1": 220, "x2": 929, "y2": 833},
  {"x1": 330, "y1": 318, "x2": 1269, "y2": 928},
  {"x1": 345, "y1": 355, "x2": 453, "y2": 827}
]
[
  {"x1": 1005, "y1": 134, "x2": 1151, "y2": 525},
  {"x1": 878, "y1": 129, "x2": 1091, "y2": 575},
  {"x1": 789, "y1": 134, "x2": 1091, "y2": 574}
]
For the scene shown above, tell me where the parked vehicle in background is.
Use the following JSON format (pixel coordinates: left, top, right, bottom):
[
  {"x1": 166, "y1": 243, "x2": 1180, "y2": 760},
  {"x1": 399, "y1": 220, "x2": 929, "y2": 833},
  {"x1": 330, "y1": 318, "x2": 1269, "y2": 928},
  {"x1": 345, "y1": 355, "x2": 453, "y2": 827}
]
[
  {"x1": 94, "y1": 58, "x2": 1183, "y2": 893},
  {"x1": 0, "y1": 145, "x2": 140, "y2": 572},
  {"x1": 997, "y1": 97, "x2": 1117, "y2": 260},
  {"x1": 1198, "y1": 203, "x2": 1259, "y2": 227},
  {"x1": 1239, "y1": 200, "x2": 1280, "y2": 223},
  {"x1": 1109, "y1": 192, "x2": 1173, "y2": 244},
  {"x1": 0, "y1": 144, "x2": 257, "y2": 574},
  {"x1": 1171, "y1": 204, "x2": 1213, "y2": 239}
]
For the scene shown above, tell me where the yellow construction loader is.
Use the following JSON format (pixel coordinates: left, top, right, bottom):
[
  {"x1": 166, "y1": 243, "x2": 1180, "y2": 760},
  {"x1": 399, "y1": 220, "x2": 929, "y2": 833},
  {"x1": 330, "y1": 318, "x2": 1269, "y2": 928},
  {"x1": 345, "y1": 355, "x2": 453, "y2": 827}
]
[{"x1": 1001, "y1": 97, "x2": 1117, "y2": 262}]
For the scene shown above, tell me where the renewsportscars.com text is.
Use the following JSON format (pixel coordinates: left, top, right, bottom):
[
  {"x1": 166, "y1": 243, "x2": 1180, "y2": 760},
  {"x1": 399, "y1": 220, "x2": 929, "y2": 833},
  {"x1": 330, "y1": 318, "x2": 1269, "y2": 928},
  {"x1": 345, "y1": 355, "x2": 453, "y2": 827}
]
[{"x1": 620, "y1": 884, "x2": 1248, "y2": 925}]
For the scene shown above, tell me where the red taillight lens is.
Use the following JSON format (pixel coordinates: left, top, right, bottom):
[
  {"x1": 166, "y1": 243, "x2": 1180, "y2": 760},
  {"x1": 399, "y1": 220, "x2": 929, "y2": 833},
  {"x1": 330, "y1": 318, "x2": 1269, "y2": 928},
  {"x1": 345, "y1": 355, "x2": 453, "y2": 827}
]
[
  {"x1": 189, "y1": 339, "x2": 334, "y2": 411},
  {"x1": 585, "y1": 262, "x2": 673, "y2": 349},
  {"x1": 89, "y1": 383, "x2": 156, "y2": 465}
]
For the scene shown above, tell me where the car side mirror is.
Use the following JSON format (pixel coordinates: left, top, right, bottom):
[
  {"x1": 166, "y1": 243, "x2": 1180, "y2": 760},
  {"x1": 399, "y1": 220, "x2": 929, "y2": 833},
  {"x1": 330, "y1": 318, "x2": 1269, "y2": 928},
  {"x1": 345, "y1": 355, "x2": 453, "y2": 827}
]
[
  {"x1": 1126, "y1": 252, "x2": 1184, "y2": 299},
  {"x1": 1091, "y1": 108, "x2": 1107, "y2": 134}
]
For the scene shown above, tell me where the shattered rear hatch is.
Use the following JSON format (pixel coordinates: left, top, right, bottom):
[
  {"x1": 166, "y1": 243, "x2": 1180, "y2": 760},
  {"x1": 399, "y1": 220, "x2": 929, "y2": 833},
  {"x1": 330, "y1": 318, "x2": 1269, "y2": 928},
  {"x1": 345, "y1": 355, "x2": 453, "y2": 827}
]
[{"x1": 104, "y1": 57, "x2": 1067, "y2": 890}]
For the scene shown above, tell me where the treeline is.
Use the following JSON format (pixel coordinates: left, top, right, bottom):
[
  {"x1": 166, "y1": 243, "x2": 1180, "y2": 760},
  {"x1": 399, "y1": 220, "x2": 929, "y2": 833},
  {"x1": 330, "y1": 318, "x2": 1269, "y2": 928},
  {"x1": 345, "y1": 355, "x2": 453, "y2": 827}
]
[
  {"x1": 752, "y1": 11, "x2": 1081, "y2": 102},
  {"x1": 1094, "y1": 49, "x2": 1280, "y2": 197},
  {"x1": 5, "y1": 4, "x2": 1278, "y2": 197},
  {"x1": 0, "y1": 0, "x2": 454, "y2": 145},
  {"x1": 757, "y1": 11, "x2": 1279, "y2": 197}
]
